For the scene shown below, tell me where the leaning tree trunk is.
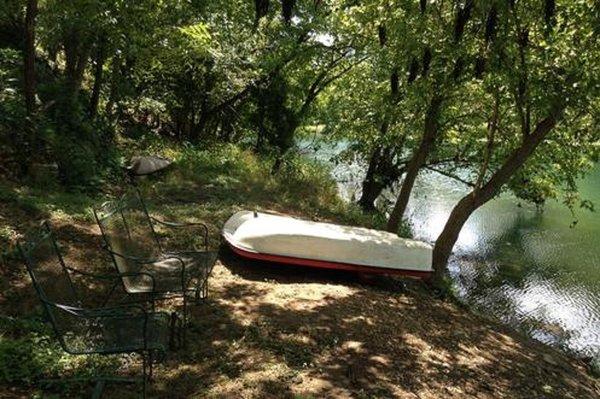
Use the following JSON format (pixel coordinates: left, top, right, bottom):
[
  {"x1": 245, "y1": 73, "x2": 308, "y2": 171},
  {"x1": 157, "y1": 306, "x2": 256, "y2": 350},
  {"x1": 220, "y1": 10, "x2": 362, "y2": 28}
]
[
  {"x1": 387, "y1": 95, "x2": 442, "y2": 232},
  {"x1": 359, "y1": 146, "x2": 385, "y2": 211},
  {"x1": 431, "y1": 113, "x2": 560, "y2": 286},
  {"x1": 24, "y1": 0, "x2": 37, "y2": 115},
  {"x1": 431, "y1": 196, "x2": 477, "y2": 283}
]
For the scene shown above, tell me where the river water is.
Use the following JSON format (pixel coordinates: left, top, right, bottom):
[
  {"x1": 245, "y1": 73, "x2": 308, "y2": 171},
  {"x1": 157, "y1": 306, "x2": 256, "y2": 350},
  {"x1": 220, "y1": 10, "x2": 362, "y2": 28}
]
[{"x1": 303, "y1": 141, "x2": 600, "y2": 359}]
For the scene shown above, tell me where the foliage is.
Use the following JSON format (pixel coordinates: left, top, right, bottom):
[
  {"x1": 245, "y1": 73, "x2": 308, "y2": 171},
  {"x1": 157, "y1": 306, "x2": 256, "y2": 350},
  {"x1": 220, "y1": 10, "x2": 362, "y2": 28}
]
[
  {"x1": 39, "y1": 82, "x2": 119, "y2": 189},
  {"x1": 0, "y1": 316, "x2": 118, "y2": 389},
  {"x1": 0, "y1": 48, "x2": 29, "y2": 175},
  {"x1": 0, "y1": 0, "x2": 598, "y2": 280},
  {"x1": 128, "y1": 142, "x2": 385, "y2": 232}
]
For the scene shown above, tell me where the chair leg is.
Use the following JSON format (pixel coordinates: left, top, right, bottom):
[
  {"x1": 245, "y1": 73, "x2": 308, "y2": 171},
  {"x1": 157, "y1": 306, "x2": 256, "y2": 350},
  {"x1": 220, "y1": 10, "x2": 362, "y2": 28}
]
[
  {"x1": 91, "y1": 380, "x2": 106, "y2": 399},
  {"x1": 142, "y1": 352, "x2": 148, "y2": 399},
  {"x1": 148, "y1": 350, "x2": 154, "y2": 380},
  {"x1": 194, "y1": 278, "x2": 208, "y2": 304},
  {"x1": 182, "y1": 294, "x2": 188, "y2": 347},
  {"x1": 169, "y1": 312, "x2": 177, "y2": 350}
]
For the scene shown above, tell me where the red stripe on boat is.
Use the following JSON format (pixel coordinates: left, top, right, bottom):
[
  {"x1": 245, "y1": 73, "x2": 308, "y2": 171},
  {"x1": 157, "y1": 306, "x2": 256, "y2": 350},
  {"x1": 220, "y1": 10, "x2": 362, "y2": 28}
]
[{"x1": 227, "y1": 242, "x2": 432, "y2": 279}]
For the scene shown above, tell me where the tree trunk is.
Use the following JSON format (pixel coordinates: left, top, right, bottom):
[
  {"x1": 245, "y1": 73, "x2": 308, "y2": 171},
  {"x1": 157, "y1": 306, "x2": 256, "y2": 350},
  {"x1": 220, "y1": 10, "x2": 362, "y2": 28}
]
[
  {"x1": 63, "y1": 29, "x2": 91, "y2": 96},
  {"x1": 387, "y1": 95, "x2": 443, "y2": 232},
  {"x1": 271, "y1": 119, "x2": 299, "y2": 174},
  {"x1": 105, "y1": 54, "x2": 121, "y2": 119},
  {"x1": 358, "y1": 180, "x2": 385, "y2": 211},
  {"x1": 358, "y1": 143, "x2": 406, "y2": 212},
  {"x1": 18, "y1": 0, "x2": 38, "y2": 177},
  {"x1": 358, "y1": 146, "x2": 385, "y2": 211},
  {"x1": 358, "y1": 114, "x2": 395, "y2": 210},
  {"x1": 431, "y1": 195, "x2": 476, "y2": 282},
  {"x1": 358, "y1": 26, "x2": 406, "y2": 212},
  {"x1": 431, "y1": 113, "x2": 560, "y2": 286},
  {"x1": 24, "y1": 0, "x2": 37, "y2": 115},
  {"x1": 89, "y1": 36, "x2": 106, "y2": 117}
]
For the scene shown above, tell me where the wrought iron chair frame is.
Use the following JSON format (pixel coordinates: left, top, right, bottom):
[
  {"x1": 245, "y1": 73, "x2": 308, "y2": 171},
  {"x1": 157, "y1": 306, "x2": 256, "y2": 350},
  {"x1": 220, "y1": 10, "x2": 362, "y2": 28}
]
[
  {"x1": 93, "y1": 186, "x2": 215, "y2": 344},
  {"x1": 18, "y1": 221, "x2": 177, "y2": 398}
]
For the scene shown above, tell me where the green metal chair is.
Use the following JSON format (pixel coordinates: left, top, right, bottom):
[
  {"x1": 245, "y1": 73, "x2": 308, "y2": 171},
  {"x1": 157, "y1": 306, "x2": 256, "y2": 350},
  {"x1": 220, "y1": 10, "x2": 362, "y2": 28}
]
[
  {"x1": 93, "y1": 187, "x2": 217, "y2": 344},
  {"x1": 18, "y1": 221, "x2": 177, "y2": 398}
]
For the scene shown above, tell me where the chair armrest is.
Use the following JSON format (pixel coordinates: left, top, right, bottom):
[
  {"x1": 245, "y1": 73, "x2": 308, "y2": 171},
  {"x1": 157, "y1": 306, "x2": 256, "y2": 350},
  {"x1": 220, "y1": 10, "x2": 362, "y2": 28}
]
[
  {"x1": 150, "y1": 216, "x2": 209, "y2": 251},
  {"x1": 150, "y1": 217, "x2": 208, "y2": 229},
  {"x1": 103, "y1": 247, "x2": 161, "y2": 265},
  {"x1": 65, "y1": 266, "x2": 157, "y2": 296},
  {"x1": 103, "y1": 246, "x2": 186, "y2": 291},
  {"x1": 43, "y1": 302, "x2": 152, "y2": 352},
  {"x1": 47, "y1": 301, "x2": 148, "y2": 321}
]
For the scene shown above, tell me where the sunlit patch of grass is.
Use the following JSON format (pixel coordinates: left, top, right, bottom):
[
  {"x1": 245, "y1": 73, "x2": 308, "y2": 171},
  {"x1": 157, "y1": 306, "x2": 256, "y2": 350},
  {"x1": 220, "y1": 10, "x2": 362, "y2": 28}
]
[
  {"x1": 139, "y1": 143, "x2": 386, "y2": 232},
  {"x1": 0, "y1": 225, "x2": 16, "y2": 244},
  {"x1": 0, "y1": 316, "x2": 121, "y2": 394},
  {"x1": 0, "y1": 182, "x2": 100, "y2": 223}
]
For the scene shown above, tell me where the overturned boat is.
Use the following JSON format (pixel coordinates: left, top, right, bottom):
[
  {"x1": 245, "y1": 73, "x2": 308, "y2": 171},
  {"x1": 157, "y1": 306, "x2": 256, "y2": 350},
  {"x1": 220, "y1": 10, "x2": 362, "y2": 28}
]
[{"x1": 222, "y1": 211, "x2": 433, "y2": 278}]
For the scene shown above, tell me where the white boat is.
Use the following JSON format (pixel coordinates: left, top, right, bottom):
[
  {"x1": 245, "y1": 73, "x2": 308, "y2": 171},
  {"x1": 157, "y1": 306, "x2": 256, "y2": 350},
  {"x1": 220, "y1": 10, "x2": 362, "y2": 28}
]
[{"x1": 222, "y1": 210, "x2": 433, "y2": 278}]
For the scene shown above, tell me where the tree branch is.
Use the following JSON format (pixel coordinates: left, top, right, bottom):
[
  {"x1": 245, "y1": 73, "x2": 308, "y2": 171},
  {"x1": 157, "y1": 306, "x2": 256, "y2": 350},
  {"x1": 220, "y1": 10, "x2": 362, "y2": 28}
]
[
  {"x1": 424, "y1": 166, "x2": 476, "y2": 187},
  {"x1": 474, "y1": 89, "x2": 500, "y2": 191},
  {"x1": 298, "y1": 52, "x2": 366, "y2": 118}
]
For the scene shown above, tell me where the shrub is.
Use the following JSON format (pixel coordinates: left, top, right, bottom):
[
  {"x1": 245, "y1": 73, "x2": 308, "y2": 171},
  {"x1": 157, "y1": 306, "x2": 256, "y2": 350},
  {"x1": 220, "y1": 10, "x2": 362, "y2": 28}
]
[
  {"x1": 0, "y1": 317, "x2": 63, "y2": 385},
  {"x1": 0, "y1": 317, "x2": 120, "y2": 389},
  {"x1": 40, "y1": 82, "x2": 119, "y2": 190}
]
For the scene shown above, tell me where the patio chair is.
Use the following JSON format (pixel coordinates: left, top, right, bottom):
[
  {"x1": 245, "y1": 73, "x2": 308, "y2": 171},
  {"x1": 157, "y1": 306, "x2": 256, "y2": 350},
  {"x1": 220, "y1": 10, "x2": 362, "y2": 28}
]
[
  {"x1": 93, "y1": 186, "x2": 217, "y2": 344},
  {"x1": 18, "y1": 221, "x2": 177, "y2": 398}
]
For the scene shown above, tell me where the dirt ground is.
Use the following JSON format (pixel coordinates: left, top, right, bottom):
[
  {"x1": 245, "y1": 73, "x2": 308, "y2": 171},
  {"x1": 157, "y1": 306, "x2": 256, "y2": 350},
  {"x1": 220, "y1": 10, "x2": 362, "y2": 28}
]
[
  {"x1": 2, "y1": 218, "x2": 600, "y2": 398},
  {"x1": 1, "y1": 155, "x2": 599, "y2": 398},
  {"x1": 149, "y1": 251, "x2": 600, "y2": 398}
]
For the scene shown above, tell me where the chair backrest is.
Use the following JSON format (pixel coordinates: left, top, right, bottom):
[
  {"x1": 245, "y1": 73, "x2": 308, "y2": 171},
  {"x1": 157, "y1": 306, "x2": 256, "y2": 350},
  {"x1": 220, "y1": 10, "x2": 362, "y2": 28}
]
[
  {"x1": 94, "y1": 187, "x2": 160, "y2": 277},
  {"x1": 19, "y1": 223, "x2": 151, "y2": 355},
  {"x1": 18, "y1": 222, "x2": 80, "y2": 348}
]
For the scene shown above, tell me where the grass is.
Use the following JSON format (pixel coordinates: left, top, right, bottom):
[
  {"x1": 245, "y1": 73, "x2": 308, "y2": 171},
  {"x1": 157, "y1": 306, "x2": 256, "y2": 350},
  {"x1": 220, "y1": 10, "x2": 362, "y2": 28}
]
[
  {"x1": 0, "y1": 142, "x2": 598, "y2": 398},
  {"x1": 0, "y1": 142, "x2": 385, "y2": 396},
  {"x1": 127, "y1": 143, "x2": 389, "y2": 251}
]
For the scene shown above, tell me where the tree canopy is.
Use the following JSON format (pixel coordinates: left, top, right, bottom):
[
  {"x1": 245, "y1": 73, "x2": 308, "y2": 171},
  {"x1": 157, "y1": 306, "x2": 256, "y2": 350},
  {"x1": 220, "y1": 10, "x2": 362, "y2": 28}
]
[{"x1": 1, "y1": 0, "x2": 598, "y2": 285}]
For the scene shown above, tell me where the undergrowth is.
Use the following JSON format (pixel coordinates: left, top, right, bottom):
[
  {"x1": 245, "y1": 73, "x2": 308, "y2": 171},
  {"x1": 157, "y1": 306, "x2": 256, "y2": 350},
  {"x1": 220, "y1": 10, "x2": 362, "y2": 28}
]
[
  {"x1": 0, "y1": 140, "x2": 392, "y2": 394},
  {"x1": 0, "y1": 316, "x2": 119, "y2": 395}
]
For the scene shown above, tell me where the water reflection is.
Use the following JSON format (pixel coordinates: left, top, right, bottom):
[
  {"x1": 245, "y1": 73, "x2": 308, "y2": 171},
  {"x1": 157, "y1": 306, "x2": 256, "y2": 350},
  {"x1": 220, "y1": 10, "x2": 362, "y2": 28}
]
[
  {"x1": 307, "y1": 143, "x2": 600, "y2": 358},
  {"x1": 406, "y1": 169, "x2": 600, "y2": 357}
]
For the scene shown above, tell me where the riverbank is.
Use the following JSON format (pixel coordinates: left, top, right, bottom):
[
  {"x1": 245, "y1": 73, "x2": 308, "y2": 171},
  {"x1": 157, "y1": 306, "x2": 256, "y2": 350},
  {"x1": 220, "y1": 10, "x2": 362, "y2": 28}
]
[
  {"x1": 1, "y1": 143, "x2": 598, "y2": 398},
  {"x1": 307, "y1": 140, "x2": 600, "y2": 360}
]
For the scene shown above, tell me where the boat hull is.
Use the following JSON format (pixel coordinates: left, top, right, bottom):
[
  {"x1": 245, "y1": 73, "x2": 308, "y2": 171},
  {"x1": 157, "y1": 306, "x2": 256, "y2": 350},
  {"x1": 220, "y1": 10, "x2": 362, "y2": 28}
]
[{"x1": 222, "y1": 211, "x2": 433, "y2": 278}]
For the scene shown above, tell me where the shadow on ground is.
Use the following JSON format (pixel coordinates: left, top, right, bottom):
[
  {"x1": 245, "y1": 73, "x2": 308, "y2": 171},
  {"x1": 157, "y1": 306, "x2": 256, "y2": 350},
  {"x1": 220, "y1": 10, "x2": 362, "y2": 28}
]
[
  {"x1": 134, "y1": 246, "x2": 598, "y2": 399},
  {"x1": 1, "y1": 174, "x2": 598, "y2": 398}
]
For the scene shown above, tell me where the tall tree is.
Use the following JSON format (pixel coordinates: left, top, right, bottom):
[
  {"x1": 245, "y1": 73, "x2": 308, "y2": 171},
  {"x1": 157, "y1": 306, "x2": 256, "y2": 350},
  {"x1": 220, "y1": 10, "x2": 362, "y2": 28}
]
[
  {"x1": 431, "y1": 0, "x2": 600, "y2": 286},
  {"x1": 386, "y1": 94, "x2": 442, "y2": 231},
  {"x1": 89, "y1": 35, "x2": 106, "y2": 117},
  {"x1": 357, "y1": 23, "x2": 405, "y2": 212},
  {"x1": 432, "y1": 108, "x2": 563, "y2": 282},
  {"x1": 386, "y1": 0, "x2": 479, "y2": 233},
  {"x1": 24, "y1": 0, "x2": 37, "y2": 115}
]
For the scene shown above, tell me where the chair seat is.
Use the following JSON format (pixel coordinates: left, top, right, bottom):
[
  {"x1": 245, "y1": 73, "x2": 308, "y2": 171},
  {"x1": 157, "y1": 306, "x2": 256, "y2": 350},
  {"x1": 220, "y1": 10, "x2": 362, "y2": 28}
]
[
  {"x1": 101, "y1": 311, "x2": 172, "y2": 352},
  {"x1": 124, "y1": 251, "x2": 217, "y2": 294},
  {"x1": 62, "y1": 311, "x2": 172, "y2": 354}
]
